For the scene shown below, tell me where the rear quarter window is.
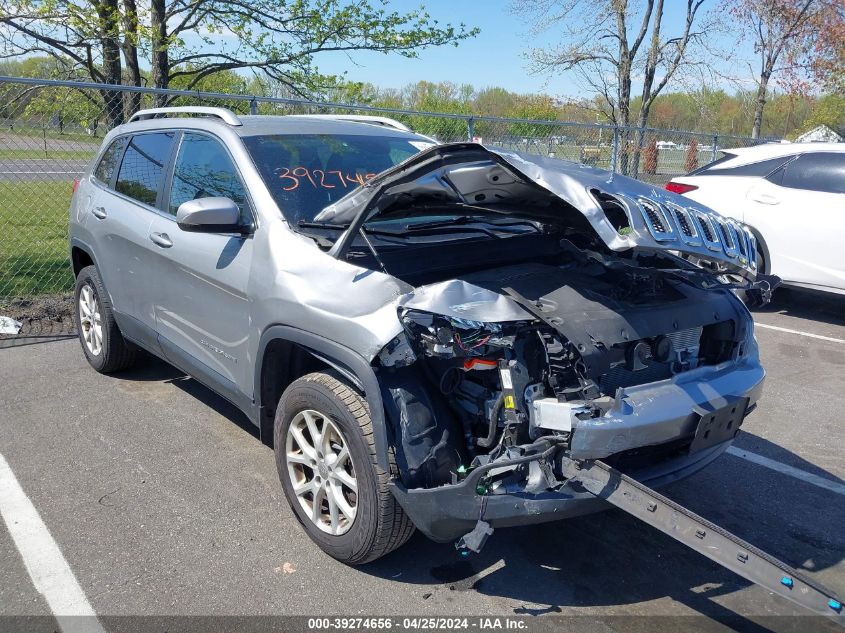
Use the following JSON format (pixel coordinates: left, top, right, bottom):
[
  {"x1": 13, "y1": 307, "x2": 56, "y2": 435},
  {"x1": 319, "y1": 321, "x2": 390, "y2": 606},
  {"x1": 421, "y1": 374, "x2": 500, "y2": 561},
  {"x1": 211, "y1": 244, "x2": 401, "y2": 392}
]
[
  {"x1": 114, "y1": 132, "x2": 176, "y2": 207},
  {"x1": 691, "y1": 153, "x2": 795, "y2": 178},
  {"x1": 93, "y1": 137, "x2": 128, "y2": 185}
]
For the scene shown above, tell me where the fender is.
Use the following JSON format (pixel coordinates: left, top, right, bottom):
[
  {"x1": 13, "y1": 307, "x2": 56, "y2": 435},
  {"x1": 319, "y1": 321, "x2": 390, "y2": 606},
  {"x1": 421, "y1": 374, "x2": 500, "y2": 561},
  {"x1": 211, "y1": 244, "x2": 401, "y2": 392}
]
[{"x1": 255, "y1": 325, "x2": 391, "y2": 471}]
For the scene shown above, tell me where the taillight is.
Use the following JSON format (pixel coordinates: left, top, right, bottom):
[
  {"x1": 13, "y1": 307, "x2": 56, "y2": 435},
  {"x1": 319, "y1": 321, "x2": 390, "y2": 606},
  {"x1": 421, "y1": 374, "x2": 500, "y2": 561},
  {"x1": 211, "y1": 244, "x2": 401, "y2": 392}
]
[
  {"x1": 71, "y1": 179, "x2": 80, "y2": 193},
  {"x1": 665, "y1": 181, "x2": 698, "y2": 195}
]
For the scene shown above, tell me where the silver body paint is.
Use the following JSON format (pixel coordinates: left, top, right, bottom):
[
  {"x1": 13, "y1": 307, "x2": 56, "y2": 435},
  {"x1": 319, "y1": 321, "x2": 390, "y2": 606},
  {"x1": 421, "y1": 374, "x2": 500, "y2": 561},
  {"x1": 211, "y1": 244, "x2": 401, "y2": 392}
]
[{"x1": 70, "y1": 115, "x2": 765, "y2": 537}]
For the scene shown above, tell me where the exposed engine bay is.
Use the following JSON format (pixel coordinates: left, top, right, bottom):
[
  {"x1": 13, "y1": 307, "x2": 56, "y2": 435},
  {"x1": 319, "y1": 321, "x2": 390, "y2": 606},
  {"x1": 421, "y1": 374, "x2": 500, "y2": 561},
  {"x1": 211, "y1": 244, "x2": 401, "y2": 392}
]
[
  {"x1": 375, "y1": 252, "x2": 755, "y2": 493},
  {"x1": 302, "y1": 142, "x2": 770, "y2": 498}
]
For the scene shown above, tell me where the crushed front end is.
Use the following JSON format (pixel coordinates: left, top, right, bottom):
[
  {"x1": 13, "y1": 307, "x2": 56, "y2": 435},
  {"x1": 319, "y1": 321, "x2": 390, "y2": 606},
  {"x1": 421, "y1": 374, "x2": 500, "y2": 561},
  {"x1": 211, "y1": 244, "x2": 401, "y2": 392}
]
[
  {"x1": 376, "y1": 259, "x2": 764, "y2": 543},
  {"x1": 310, "y1": 142, "x2": 770, "y2": 543}
]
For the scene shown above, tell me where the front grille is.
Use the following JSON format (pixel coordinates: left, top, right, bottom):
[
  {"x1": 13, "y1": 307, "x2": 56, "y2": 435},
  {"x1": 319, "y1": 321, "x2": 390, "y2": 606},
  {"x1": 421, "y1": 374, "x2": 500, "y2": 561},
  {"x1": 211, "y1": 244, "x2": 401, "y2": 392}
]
[
  {"x1": 736, "y1": 228, "x2": 748, "y2": 257},
  {"x1": 640, "y1": 200, "x2": 667, "y2": 232},
  {"x1": 718, "y1": 221, "x2": 735, "y2": 249},
  {"x1": 697, "y1": 215, "x2": 716, "y2": 242},
  {"x1": 673, "y1": 208, "x2": 694, "y2": 237}
]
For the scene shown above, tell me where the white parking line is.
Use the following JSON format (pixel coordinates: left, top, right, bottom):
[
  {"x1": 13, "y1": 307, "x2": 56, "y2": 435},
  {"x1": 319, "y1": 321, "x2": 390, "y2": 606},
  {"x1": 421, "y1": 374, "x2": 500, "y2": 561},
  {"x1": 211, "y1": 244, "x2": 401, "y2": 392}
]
[
  {"x1": 755, "y1": 322, "x2": 845, "y2": 344},
  {"x1": 0, "y1": 452, "x2": 105, "y2": 633},
  {"x1": 726, "y1": 446, "x2": 845, "y2": 497}
]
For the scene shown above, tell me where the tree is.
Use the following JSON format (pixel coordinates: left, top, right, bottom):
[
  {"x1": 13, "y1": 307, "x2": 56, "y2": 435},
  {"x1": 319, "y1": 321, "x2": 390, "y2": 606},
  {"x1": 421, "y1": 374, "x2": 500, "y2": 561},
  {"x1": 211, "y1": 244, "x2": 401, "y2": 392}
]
[
  {"x1": 0, "y1": 0, "x2": 479, "y2": 116},
  {"x1": 512, "y1": 0, "x2": 710, "y2": 173},
  {"x1": 685, "y1": 138, "x2": 700, "y2": 172},
  {"x1": 724, "y1": 0, "x2": 836, "y2": 138},
  {"x1": 795, "y1": 93, "x2": 845, "y2": 136},
  {"x1": 642, "y1": 137, "x2": 658, "y2": 174},
  {"x1": 807, "y1": 0, "x2": 845, "y2": 93}
]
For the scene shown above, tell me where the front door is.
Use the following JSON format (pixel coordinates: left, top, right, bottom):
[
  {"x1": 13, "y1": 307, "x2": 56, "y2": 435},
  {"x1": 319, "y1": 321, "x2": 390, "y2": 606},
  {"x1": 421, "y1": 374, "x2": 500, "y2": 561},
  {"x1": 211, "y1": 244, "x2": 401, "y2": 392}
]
[{"x1": 148, "y1": 132, "x2": 255, "y2": 397}]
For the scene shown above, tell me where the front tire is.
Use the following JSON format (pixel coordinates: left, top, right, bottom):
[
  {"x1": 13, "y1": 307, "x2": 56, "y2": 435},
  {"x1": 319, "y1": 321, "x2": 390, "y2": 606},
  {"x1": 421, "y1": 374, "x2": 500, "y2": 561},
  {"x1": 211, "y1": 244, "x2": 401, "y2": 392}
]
[
  {"x1": 274, "y1": 371, "x2": 414, "y2": 564},
  {"x1": 73, "y1": 265, "x2": 137, "y2": 373}
]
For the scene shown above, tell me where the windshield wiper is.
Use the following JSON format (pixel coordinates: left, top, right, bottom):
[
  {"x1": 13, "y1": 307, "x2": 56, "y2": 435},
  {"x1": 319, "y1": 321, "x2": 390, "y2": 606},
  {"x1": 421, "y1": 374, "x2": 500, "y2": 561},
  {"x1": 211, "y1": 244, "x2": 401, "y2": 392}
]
[
  {"x1": 298, "y1": 219, "x2": 405, "y2": 238},
  {"x1": 298, "y1": 220, "x2": 349, "y2": 230},
  {"x1": 402, "y1": 215, "x2": 541, "y2": 234}
]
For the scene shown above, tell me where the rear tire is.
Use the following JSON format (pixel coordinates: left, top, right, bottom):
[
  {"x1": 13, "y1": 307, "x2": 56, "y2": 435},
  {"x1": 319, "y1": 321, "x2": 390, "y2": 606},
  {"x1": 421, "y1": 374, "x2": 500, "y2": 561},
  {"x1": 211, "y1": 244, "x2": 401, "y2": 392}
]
[
  {"x1": 74, "y1": 265, "x2": 137, "y2": 373},
  {"x1": 274, "y1": 371, "x2": 414, "y2": 564}
]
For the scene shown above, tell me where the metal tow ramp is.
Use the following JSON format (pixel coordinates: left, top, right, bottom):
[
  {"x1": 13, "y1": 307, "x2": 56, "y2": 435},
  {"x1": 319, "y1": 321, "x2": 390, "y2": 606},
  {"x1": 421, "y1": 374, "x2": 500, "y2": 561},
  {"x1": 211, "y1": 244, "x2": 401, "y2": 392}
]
[{"x1": 559, "y1": 457, "x2": 844, "y2": 623}]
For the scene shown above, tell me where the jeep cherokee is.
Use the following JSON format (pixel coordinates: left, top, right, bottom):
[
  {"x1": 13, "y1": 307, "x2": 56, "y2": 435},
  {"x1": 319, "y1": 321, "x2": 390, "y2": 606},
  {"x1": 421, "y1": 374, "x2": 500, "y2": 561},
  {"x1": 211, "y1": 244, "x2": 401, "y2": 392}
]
[{"x1": 69, "y1": 107, "x2": 771, "y2": 564}]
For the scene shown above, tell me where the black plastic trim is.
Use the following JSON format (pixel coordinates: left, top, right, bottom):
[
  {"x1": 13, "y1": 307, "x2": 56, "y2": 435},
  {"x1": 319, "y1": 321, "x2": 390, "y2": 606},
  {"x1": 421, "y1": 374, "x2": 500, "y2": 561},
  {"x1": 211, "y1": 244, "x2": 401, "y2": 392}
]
[{"x1": 255, "y1": 325, "x2": 389, "y2": 471}]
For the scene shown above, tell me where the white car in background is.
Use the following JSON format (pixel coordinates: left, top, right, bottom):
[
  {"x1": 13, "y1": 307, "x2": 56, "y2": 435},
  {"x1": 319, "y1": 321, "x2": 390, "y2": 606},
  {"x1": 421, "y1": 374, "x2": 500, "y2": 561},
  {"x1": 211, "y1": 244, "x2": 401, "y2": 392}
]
[{"x1": 666, "y1": 143, "x2": 845, "y2": 295}]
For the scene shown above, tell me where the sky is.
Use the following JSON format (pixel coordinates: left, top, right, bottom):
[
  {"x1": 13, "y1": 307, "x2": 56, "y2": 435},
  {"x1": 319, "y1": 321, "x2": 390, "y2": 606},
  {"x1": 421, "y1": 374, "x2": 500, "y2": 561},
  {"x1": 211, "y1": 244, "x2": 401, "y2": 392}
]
[{"x1": 307, "y1": 0, "x2": 757, "y2": 98}]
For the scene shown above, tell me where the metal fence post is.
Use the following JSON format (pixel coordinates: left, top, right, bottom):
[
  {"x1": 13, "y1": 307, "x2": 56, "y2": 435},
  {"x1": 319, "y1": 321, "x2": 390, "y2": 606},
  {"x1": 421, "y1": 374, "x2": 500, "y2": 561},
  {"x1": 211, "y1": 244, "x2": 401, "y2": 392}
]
[
  {"x1": 610, "y1": 126, "x2": 620, "y2": 174},
  {"x1": 467, "y1": 116, "x2": 475, "y2": 141},
  {"x1": 712, "y1": 134, "x2": 718, "y2": 163},
  {"x1": 250, "y1": 97, "x2": 257, "y2": 115}
]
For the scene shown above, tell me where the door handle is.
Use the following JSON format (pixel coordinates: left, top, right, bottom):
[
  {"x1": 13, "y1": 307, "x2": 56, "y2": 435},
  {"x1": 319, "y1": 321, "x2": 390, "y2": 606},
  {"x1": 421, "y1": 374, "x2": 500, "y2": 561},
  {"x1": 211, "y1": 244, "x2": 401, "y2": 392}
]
[
  {"x1": 149, "y1": 232, "x2": 173, "y2": 248},
  {"x1": 91, "y1": 206, "x2": 107, "y2": 219},
  {"x1": 749, "y1": 192, "x2": 780, "y2": 205}
]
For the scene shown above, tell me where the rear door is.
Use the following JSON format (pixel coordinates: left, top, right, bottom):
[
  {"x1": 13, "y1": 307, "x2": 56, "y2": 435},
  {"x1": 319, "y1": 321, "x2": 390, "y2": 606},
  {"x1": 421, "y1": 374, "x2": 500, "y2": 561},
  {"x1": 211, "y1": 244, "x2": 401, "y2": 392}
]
[
  {"x1": 147, "y1": 131, "x2": 255, "y2": 397},
  {"x1": 745, "y1": 152, "x2": 845, "y2": 290},
  {"x1": 89, "y1": 131, "x2": 176, "y2": 344}
]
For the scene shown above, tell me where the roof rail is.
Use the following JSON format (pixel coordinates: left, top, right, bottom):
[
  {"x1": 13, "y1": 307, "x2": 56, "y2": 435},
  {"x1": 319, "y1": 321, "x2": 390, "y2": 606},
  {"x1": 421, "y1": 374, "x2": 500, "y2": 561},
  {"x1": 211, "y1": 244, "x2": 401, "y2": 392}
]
[
  {"x1": 289, "y1": 114, "x2": 412, "y2": 132},
  {"x1": 128, "y1": 106, "x2": 242, "y2": 126}
]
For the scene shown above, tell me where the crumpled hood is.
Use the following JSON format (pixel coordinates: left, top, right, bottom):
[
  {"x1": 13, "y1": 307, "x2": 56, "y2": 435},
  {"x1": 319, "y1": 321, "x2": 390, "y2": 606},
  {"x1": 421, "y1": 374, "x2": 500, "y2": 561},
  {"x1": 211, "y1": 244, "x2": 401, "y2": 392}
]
[{"x1": 314, "y1": 143, "x2": 758, "y2": 279}]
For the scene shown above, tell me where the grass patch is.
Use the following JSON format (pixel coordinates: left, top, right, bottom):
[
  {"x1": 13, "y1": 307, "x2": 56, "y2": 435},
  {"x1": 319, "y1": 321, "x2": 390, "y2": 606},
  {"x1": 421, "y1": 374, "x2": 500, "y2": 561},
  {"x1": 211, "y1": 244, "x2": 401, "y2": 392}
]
[
  {"x1": 0, "y1": 180, "x2": 74, "y2": 297},
  {"x1": 0, "y1": 148, "x2": 94, "y2": 160}
]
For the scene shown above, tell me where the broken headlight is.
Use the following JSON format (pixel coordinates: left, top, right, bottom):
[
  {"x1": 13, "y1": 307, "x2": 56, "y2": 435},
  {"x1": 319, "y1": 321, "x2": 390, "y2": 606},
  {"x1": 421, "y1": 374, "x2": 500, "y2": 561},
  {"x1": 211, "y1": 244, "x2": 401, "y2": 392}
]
[{"x1": 399, "y1": 309, "x2": 516, "y2": 359}]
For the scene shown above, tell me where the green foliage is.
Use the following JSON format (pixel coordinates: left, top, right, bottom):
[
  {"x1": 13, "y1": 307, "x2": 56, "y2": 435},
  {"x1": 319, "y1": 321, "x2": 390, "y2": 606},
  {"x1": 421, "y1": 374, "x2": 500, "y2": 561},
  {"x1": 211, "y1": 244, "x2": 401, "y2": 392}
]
[{"x1": 795, "y1": 93, "x2": 845, "y2": 137}]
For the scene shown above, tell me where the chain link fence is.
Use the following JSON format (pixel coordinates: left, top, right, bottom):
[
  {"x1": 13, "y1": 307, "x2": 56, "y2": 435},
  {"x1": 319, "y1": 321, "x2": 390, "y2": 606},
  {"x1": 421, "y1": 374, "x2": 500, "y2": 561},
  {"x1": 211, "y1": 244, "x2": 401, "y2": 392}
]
[{"x1": 0, "y1": 76, "x2": 768, "y2": 340}]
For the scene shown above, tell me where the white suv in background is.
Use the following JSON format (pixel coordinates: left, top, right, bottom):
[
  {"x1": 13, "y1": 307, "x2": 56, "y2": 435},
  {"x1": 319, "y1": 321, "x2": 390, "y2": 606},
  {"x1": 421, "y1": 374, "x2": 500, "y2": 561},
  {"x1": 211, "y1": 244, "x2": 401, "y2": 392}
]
[{"x1": 667, "y1": 143, "x2": 845, "y2": 296}]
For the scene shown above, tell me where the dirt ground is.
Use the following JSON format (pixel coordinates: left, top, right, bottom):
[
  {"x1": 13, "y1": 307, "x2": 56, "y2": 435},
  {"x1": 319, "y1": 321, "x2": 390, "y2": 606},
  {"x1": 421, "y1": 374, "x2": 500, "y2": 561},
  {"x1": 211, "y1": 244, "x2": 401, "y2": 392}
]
[{"x1": 0, "y1": 293, "x2": 75, "y2": 338}]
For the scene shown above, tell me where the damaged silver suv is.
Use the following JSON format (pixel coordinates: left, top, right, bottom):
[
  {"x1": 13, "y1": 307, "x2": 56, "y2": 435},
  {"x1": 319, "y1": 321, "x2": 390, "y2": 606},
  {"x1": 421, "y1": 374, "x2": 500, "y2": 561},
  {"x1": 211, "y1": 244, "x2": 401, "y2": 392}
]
[{"x1": 69, "y1": 107, "x2": 773, "y2": 564}]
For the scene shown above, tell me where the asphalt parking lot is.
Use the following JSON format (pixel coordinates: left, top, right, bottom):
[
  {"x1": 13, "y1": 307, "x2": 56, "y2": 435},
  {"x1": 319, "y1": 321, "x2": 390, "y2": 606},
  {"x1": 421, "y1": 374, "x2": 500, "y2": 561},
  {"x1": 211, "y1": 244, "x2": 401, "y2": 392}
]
[{"x1": 1, "y1": 288, "x2": 844, "y2": 632}]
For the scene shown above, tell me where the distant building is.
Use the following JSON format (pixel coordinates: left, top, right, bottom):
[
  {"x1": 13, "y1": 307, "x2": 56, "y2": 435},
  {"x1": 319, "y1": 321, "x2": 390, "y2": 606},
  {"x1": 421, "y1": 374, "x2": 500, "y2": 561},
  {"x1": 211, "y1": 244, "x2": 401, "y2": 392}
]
[{"x1": 795, "y1": 125, "x2": 843, "y2": 143}]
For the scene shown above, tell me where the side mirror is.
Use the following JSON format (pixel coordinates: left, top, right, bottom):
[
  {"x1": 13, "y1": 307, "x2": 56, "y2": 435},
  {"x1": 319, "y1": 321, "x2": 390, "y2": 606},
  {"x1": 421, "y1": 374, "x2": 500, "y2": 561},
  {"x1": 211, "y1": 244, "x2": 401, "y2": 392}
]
[{"x1": 176, "y1": 197, "x2": 246, "y2": 233}]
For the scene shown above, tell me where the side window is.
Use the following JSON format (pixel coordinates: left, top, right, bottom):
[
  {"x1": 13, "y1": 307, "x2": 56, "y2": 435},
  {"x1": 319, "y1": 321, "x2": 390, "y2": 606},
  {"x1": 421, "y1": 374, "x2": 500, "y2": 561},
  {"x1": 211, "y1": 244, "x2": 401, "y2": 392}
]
[
  {"x1": 772, "y1": 152, "x2": 845, "y2": 194},
  {"x1": 168, "y1": 133, "x2": 249, "y2": 220},
  {"x1": 695, "y1": 154, "x2": 795, "y2": 178},
  {"x1": 720, "y1": 155, "x2": 796, "y2": 177},
  {"x1": 115, "y1": 132, "x2": 175, "y2": 206},
  {"x1": 93, "y1": 137, "x2": 128, "y2": 185}
]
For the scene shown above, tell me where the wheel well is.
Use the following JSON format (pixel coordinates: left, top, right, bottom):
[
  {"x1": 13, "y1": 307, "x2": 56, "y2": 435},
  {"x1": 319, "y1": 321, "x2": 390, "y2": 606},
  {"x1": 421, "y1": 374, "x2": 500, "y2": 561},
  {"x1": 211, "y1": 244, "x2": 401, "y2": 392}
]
[
  {"x1": 71, "y1": 246, "x2": 94, "y2": 277},
  {"x1": 258, "y1": 339, "x2": 331, "y2": 447}
]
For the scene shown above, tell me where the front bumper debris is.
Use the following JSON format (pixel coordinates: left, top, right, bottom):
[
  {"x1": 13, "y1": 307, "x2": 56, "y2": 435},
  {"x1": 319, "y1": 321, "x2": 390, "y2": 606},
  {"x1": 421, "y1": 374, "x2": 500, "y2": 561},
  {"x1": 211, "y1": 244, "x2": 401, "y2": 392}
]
[
  {"x1": 389, "y1": 355, "x2": 765, "y2": 543},
  {"x1": 389, "y1": 439, "x2": 730, "y2": 543}
]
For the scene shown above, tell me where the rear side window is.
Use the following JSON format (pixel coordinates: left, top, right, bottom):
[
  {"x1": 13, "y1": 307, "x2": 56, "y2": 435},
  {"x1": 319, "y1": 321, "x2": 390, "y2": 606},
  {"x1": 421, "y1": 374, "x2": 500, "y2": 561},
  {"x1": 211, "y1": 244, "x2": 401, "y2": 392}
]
[
  {"x1": 168, "y1": 133, "x2": 249, "y2": 219},
  {"x1": 690, "y1": 153, "x2": 795, "y2": 178},
  {"x1": 770, "y1": 152, "x2": 845, "y2": 194},
  {"x1": 115, "y1": 132, "x2": 175, "y2": 206},
  {"x1": 687, "y1": 153, "x2": 734, "y2": 175},
  {"x1": 93, "y1": 137, "x2": 127, "y2": 185}
]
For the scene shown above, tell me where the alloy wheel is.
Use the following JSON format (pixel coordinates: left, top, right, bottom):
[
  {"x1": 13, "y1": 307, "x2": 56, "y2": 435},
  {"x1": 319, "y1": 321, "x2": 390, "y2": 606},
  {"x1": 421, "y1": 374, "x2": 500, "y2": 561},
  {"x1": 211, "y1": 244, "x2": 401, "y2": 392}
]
[
  {"x1": 285, "y1": 409, "x2": 358, "y2": 535},
  {"x1": 78, "y1": 283, "x2": 103, "y2": 356}
]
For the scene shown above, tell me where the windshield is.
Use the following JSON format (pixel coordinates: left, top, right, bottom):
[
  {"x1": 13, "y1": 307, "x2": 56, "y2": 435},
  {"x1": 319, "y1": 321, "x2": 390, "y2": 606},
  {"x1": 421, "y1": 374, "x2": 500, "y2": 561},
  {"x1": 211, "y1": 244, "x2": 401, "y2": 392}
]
[{"x1": 243, "y1": 133, "x2": 432, "y2": 224}]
